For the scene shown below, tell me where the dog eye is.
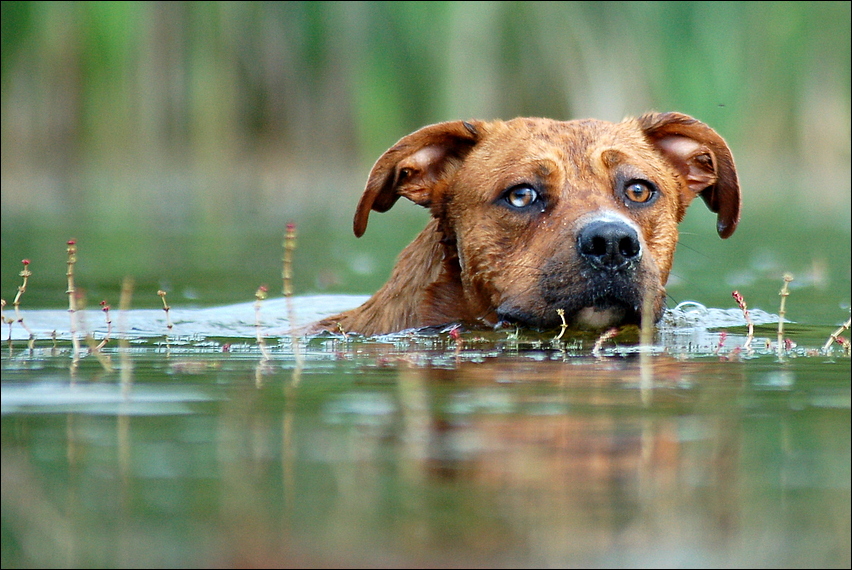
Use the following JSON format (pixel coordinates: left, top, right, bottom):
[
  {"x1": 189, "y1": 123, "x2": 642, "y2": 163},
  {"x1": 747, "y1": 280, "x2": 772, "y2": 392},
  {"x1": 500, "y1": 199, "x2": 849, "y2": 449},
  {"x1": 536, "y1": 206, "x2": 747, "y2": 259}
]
[
  {"x1": 623, "y1": 180, "x2": 656, "y2": 204},
  {"x1": 504, "y1": 185, "x2": 539, "y2": 209}
]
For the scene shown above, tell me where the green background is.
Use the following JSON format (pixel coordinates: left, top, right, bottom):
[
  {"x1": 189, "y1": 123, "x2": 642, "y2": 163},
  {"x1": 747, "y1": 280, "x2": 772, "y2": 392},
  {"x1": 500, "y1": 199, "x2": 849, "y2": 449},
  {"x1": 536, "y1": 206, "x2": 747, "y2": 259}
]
[{"x1": 2, "y1": 1, "x2": 850, "y2": 322}]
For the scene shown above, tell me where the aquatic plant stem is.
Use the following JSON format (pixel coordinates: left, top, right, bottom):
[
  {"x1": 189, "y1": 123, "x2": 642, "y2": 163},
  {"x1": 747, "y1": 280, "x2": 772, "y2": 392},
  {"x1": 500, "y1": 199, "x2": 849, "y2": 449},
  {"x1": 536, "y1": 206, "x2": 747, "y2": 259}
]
[
  {"x1": 554, "y1": 309, "x2": 568, "y2": 341},
  {"x1": 255, "y1": 285, "x2": 271, "y2": 361},
  {"x1": 2, "y1": 259, "x2": 35, "y2": 351},
  {"x1": 119, "y1": 278, "x2": 134, "y2": 395},
  {"x1": 13, "y1": 260, "x2": 35, "y2": 350},
  {"x1": 823, "y1": 317, "x2": 851, "y2": 353},
  {"x1": 592, "y1": 328, "x2": 619, "y2": 357},
  {"x1": 777, "y1": 274, "x2": 793, "y2": 359},
  {"x1": 66, "y1": 240, "x2": 81, "y2": 371},
  {"x1": 96, "y1": 301, "x2": 112, "y2": 351},
  {"x1": 640, "y1": 292, "x2": 655, "y2": 348},
  {"x1": 732, "y1": 290, "x2": 754, "y2": 353},
  {"x1": 158, "y1": 289, "x2": 172, "y2": 354},
  {"x1": 283, "y1": 223, "x2": 303, "y2": 380}
]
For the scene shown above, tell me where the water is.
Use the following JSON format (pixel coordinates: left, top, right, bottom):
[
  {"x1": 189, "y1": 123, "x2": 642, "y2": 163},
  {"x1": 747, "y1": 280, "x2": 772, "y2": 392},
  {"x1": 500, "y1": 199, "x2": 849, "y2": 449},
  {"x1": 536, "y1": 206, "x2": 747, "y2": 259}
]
[
  {"x1": 1, "y1": 295, "x2": 850, "y2": 568},
  {"x1": 2, "y1": 195, "x2": 850, "y2": 567}
]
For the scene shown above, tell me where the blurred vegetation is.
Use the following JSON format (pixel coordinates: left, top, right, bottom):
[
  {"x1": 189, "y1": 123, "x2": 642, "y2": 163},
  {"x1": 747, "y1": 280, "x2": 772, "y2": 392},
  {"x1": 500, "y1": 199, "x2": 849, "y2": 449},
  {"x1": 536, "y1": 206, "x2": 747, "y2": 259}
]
[
  {"x1": 0, "y1": 1, "x2": 850, "y2": 309},
  {"x1": 3, "y1": 2, "x2": 849, "y2": 182}
]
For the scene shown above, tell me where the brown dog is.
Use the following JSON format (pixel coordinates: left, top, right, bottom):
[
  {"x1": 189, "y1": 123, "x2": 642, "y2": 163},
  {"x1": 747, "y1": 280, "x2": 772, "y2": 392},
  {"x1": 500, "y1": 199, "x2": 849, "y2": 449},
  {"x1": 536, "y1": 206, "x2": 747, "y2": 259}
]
[{"x1": 314, "y1": 112, "x2": 740, "y2": 336}]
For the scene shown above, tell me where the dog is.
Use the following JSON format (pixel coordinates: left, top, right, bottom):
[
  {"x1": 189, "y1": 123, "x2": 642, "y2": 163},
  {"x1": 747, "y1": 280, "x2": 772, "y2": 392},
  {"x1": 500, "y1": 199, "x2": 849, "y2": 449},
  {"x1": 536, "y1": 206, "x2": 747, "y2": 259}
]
[{"x1": 313, "y1": 112, "x2": 740, "y2": 336}]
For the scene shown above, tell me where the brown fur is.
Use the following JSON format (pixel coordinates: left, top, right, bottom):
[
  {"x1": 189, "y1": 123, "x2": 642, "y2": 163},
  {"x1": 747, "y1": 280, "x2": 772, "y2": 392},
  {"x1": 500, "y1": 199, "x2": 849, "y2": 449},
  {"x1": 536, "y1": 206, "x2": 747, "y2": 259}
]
[{"x1": 313, "y1": 113, "x2": 740, "y2": 336}]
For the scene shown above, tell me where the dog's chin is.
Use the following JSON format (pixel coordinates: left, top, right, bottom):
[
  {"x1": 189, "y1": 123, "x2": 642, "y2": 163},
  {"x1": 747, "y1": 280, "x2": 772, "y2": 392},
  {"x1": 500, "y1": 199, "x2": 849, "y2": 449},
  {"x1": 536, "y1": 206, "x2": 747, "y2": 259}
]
[
  {"x1": 572, "y1": 305, "x2": 629, "y2": 329},
  {"x1": 496, "y1": 299, "x2": 641, "y2": 331}
]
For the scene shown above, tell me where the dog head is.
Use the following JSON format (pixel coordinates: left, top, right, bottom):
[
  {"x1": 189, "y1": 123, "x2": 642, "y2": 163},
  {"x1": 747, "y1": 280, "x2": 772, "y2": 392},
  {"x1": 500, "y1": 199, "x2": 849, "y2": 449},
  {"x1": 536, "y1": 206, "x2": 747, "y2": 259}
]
[{"x1": 353, "y1": 113, "x2": 740, "y2": 330}]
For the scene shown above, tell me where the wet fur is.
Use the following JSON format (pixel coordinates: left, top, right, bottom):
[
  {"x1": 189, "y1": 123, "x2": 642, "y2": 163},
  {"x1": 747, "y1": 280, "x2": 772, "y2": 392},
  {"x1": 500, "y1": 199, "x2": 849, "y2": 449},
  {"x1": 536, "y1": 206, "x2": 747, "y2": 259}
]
[{"x1": 313, "y1": 113, "x2": 740, "y2": 336}]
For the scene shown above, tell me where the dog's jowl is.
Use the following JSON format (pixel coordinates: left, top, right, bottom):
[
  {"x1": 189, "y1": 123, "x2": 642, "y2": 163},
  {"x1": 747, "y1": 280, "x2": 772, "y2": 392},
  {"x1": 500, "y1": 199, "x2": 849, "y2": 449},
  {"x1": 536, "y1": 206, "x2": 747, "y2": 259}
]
[{"x1": 313, "y1": 113, "x2": 740, "y2": 336}]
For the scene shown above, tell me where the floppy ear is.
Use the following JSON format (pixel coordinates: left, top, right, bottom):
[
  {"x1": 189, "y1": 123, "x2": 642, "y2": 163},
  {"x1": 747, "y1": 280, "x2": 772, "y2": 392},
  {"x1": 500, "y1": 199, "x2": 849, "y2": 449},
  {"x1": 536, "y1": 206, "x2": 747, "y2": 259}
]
[
  {"x1": 353, "y1": 120, "x2": 482, "y2": 237},
  {"x1": 638, "y1": 112, "x2": 741, "y2": 238}
]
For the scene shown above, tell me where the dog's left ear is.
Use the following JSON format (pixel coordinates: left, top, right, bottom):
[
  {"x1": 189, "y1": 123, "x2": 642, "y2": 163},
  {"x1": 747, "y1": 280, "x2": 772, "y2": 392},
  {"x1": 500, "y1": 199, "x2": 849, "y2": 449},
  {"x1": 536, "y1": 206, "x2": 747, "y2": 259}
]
[
  {"x1": 353, "y1": 120, "x2": 482, "y2": 237},
  {"x1": 639, "y1": 112, "x2": 741, "y2": 238}
]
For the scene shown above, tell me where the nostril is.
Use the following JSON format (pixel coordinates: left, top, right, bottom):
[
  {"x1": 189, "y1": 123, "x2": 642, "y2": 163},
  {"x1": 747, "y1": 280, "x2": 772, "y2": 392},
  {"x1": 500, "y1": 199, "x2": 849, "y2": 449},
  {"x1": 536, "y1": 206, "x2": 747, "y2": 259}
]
[
  {"x1": 619, "y1": 236, "x2": 640, "y2": 259},
  {"x1": 586, "y1": 236, "x2": 608, "y2": 257}
]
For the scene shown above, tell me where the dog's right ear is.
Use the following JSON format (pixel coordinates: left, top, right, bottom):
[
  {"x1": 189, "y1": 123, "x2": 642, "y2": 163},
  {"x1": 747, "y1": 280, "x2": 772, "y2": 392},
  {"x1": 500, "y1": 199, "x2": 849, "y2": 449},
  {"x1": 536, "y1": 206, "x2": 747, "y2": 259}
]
[{"x1": 353, "y1": 120, "x2": 482, "y2": 237}]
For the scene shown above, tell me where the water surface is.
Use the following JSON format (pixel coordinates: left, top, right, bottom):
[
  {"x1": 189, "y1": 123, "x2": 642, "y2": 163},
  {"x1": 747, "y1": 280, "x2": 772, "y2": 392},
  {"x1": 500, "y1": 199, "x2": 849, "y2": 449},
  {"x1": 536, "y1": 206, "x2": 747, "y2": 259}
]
[{"x1": 2, "y1": 296, "x2": 849, "y2": 568}]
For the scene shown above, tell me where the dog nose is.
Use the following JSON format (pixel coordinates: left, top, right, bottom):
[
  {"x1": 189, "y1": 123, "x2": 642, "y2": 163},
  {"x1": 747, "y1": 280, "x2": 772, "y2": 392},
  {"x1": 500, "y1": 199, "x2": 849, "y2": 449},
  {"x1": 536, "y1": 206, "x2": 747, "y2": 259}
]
[{"x1": 577, "y1": 220, "x2": 642, "y2": 271}]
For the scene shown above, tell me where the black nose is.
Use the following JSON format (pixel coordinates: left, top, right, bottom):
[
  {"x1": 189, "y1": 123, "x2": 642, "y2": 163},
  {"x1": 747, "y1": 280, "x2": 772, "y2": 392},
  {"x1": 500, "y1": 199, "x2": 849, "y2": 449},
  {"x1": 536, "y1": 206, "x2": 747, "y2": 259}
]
[{"x1": 577, "y1": 220, "x2": 642, "y2": 271}]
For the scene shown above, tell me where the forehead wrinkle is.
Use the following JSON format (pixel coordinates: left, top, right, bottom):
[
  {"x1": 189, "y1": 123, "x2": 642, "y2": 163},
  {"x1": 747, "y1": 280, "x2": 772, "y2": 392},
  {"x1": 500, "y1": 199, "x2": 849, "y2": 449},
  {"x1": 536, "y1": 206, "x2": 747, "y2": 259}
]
[
  {"x1": 482, "y1": 132, "x2": 562, "y2": 171},
  {"x1": 551, "y1": 123, "x2": 614, "y2": 181},
  {"x1": 484, "y1": 118, "x2": 656, "y2": 191}
]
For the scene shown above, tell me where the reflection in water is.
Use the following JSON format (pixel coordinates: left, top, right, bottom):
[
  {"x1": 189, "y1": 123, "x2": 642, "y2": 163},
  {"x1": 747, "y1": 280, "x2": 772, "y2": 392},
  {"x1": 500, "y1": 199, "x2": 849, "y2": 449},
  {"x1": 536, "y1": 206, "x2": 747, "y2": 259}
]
[
  {"x1": 390, "y1": 359, "x2": 746, "y2": 566},
  {"x1": 1, "y1": 347, "x2": 850, "y2": 567}
]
